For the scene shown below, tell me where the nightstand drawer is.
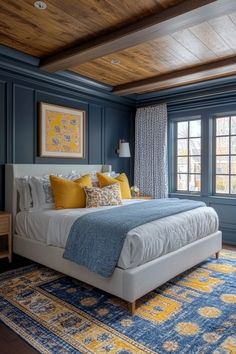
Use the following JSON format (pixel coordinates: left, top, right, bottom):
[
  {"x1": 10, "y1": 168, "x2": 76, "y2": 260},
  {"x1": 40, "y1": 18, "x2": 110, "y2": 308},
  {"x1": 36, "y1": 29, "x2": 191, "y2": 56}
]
[{"x1": 0, "y1": 216, "x2": 9, "y2": 234}]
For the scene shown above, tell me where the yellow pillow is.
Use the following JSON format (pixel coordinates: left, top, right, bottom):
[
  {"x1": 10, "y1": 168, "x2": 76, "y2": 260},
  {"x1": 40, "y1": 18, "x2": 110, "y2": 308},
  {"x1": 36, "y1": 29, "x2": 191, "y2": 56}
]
[
  {"x1": 96, "y1": 172, "x2": 131, "y2": 199},
  {"x1": 50, "y1": 174, "x2": 92, "y2": 209}
]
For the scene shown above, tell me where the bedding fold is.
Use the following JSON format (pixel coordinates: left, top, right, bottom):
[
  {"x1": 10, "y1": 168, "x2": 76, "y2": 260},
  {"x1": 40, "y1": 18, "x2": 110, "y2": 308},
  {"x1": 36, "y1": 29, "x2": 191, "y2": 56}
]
[{"x1": 63, "y1": 198, "x2": 206, "y2": 277}]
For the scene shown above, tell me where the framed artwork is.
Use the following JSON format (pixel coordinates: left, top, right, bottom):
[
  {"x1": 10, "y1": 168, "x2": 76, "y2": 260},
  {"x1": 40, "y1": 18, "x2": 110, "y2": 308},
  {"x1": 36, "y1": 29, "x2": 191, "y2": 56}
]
[{"x1": 39, "y1": 102, "x2": 85, "y2": 158}]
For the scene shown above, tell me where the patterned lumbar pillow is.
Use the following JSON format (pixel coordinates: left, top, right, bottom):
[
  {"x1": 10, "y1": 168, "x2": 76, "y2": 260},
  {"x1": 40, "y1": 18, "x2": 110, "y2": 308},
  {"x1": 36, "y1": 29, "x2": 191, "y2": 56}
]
[{"x1": 84, "y1": 184, "x2": 122, "y2": 208}]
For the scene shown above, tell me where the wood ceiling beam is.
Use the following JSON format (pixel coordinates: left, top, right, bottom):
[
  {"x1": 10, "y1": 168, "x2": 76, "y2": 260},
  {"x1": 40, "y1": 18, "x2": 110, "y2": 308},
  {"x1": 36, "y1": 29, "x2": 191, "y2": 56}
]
[
  {"x1": 113, "y1": 56, "x2": 236, "y2": 95},
  {"x1": 40, "y1": 0, "x2": 236, "y2": 72}
]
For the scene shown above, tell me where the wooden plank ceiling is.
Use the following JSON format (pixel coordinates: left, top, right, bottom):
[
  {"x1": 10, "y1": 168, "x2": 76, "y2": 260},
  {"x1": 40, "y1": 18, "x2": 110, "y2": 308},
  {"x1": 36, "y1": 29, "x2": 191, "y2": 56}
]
[{"x1": 1, "y1": 0, "x2": 236, "y2": 95}]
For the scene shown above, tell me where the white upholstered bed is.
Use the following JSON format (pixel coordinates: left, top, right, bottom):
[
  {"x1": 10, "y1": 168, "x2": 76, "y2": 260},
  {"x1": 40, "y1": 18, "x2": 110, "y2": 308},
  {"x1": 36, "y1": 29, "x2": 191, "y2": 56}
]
[{"x1": 5, "y1": 164, "x2": 222, "y2": 314}]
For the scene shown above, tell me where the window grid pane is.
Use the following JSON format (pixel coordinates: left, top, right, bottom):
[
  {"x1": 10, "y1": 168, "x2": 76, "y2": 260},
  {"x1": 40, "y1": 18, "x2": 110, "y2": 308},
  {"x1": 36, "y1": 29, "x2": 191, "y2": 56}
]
[
  {"x1": 215, "y1": 116, "x2": 236, "y2": 195},
  {"x1": 176, "y1": 120, "x2": 201, "y2": 192}
]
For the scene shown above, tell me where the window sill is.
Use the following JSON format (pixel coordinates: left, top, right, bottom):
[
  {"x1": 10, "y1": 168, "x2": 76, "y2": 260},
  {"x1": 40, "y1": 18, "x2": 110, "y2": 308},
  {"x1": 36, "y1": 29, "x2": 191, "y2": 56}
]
[
  {"x1": 169, "y1": 193, "x2": 236, "y2": 205},
  {"x1": 210, "y1": 195, "x2": 236, "y2": 200},
  {"x1": 208, "y1": 196, "x2": 236, "y2": 205},
  {"x1": 169, "y1": 192, "x2": 201, "y2": 198}
]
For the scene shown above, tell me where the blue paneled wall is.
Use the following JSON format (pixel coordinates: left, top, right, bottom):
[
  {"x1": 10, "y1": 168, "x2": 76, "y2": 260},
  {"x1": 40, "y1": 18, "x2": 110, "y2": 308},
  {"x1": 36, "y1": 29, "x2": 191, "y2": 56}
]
[
  {"x1": 0, "y1": 47, "x2": 135, "y2": 210},
  {"x1": 1, "y1": 45, "x2": 236, "y2": 245},
  {"x1": 167, "y1": 105, "x2": 236, "y2": 245},
  {"x1": 137, "y1": 82, "x2": 236, "y2": 245}
]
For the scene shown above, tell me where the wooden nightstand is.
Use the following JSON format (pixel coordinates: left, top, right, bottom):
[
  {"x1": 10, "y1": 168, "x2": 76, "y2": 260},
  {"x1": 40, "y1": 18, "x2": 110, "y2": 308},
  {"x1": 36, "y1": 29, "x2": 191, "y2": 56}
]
[{"x1": 0, "y1": 212, "x2": 12, "y2": 263}]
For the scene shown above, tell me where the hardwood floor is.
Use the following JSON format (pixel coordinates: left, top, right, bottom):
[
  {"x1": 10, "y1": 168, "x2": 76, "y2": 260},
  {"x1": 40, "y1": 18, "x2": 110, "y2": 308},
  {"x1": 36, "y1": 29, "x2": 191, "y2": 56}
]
[
  {"x1": 0, "y1": 255, "x2": 38, "y2": 353},
  {"x1": 0, "y1": 322, "x2": 39, "y2": 354},
  {"x1": 0, "y1": 246, "x2": 235, "y2": 354},
  {"x1": 0, "y1": 254, "x2": 33, "y2": 274},
  {"x1": 0, "y1": 255, "x2": 39, "y2": 354},
  {"x1": 221, "y1": 244, "x2": 236, "y2": 251}
]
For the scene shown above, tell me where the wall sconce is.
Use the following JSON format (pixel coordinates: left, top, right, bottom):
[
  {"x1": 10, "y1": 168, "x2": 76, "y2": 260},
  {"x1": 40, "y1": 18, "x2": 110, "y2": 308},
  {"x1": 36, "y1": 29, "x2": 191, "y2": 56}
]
[{"x1": 117, "y1": 140, "x2": 131, "y2": 158}]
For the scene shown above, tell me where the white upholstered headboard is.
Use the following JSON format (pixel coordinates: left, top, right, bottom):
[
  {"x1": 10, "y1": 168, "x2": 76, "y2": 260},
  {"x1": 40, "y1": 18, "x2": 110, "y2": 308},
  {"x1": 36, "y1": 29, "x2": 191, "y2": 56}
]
[{"x1": 5, "y1": 164, "x2": 111, "y2": 233}]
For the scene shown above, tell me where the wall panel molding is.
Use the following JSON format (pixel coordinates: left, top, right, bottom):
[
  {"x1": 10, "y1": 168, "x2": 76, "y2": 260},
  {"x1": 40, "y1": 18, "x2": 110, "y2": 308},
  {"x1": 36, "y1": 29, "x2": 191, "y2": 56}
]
[
  {"x1": 0, "y1": 80, "x2": 7, "y2": 209},
  {"x1": 0, "y1": 52, "x2": 135, "y2": 211},
  {"x1": 13, "y1": 84, "x2": 35, "y2": 163},
  {"x1": 6, "y1": 80, "x2": 13, "y2": 163}
]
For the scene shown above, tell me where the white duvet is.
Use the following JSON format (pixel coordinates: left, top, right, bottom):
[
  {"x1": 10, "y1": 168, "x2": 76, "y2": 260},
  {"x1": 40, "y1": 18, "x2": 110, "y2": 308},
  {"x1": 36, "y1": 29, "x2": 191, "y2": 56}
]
[{"x1": 16, "y1": 199, "x2": 219, "y2": 270}]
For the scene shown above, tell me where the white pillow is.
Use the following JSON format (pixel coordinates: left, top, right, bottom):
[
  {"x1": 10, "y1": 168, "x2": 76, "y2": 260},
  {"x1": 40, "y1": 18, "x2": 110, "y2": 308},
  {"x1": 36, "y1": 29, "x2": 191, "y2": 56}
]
[
  {"x1": 29, "y1": 172, "x2": 81, "y2": 210},
  {"x1": 15, "y1": 177, "x2": 33, "y2": 211},
  {"x1": 29, "y1": 176, "x2": 54, "y2": 210}
]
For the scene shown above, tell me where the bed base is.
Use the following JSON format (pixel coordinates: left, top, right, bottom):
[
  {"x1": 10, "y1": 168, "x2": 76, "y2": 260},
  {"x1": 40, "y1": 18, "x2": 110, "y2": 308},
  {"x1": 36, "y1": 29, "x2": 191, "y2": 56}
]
[
  {"x1": 5, "y1": 164, "x2": 222, "y2": 315},
  {"x1": 128, "y1": 250, "x2": 220, "y2": 314},
  {"x1": 13, "y1": 231, "x2": 222, "y2": 314}
]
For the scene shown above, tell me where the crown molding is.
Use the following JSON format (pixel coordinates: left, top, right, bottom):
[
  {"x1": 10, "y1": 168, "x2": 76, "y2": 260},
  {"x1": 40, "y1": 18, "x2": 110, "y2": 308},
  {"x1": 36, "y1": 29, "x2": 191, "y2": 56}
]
[
  {"x1": 136, "y1": 75, "x2": 236, "y2": 110},
  {"x1": 0, "y1": 44, "x2": 40, "y2": 66},
  {"x1": 2, "y1": 44, "x2": 236, "y2": 111},
  {"x1": 0, "y1": 45, "x2": 135, "y2": 107}
]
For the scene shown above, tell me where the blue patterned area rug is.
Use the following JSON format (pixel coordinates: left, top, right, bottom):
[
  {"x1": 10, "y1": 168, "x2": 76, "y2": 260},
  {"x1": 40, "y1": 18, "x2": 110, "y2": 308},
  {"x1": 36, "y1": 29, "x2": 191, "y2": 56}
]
[{"x1": 0, "y1": 250, "x2": 235, "y2": 354}]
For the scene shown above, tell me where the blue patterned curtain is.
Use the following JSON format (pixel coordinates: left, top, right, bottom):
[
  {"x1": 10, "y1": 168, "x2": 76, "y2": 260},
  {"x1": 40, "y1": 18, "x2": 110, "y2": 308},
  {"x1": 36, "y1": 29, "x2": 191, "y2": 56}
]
[{"x1": 134, "y1": 104, "x2": 168, "y2": 198}]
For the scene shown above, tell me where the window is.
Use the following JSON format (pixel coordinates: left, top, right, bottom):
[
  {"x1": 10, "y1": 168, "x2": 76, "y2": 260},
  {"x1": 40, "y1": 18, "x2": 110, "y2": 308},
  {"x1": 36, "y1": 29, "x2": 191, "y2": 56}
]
[
  {"x1": 176, "y1": 119, "x2": 201, "y2": 192},
  {"x1": 215, "y1": 116, "x2": 236, "y2": 195}
]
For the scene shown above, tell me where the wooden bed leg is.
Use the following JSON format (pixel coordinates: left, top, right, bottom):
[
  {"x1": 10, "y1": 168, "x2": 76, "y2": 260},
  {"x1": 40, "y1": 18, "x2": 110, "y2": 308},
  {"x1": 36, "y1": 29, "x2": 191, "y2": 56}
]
[
  {"x1": 128, "y1": 301, "x2": 136, "y2": 315},
  {"x1": 216, "y1": 251, "x2": 220, "y2": 259}
]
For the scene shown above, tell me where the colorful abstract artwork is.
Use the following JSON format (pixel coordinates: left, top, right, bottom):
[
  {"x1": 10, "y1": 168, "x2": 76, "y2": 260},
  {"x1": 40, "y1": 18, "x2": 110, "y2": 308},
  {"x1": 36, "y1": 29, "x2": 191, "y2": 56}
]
[{"x1": 39, "y1": 102, "x2": 85, "y2": 158}]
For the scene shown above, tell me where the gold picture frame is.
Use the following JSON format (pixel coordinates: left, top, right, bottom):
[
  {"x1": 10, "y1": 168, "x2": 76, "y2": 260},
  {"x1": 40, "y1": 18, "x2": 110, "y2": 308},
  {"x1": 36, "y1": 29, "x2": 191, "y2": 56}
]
[{"x1": 39, "y1": 102, "x2": 85, "y2": 158}]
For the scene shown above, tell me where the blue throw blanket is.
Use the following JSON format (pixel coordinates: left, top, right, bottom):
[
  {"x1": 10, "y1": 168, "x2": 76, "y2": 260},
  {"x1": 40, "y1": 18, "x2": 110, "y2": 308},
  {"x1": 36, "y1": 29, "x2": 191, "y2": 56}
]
[{"x1": 63, "y1": 198, "x2": 205, "y2": 277}]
